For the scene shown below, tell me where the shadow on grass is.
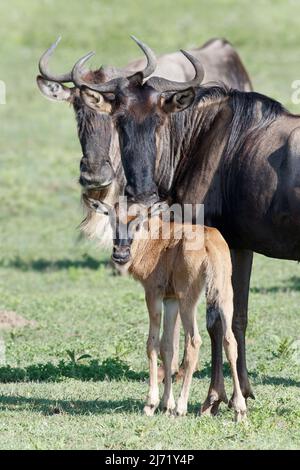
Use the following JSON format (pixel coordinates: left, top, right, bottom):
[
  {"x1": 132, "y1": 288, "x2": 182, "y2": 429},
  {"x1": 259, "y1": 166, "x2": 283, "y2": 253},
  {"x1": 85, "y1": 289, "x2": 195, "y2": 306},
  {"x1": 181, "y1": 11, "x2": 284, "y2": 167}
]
[
  {"x1": 194, "y1": 362, "x2": 300, "y2": 388},
  {"x1": 0, "y1": 255, "x2": 110, "y2": 272},
  {"x1": 0, "y1": 357, "x2": 148, "y2": 383},
  {"x1": 2, "y1": 357, "x2": 299, "y2": 390},
  {"x1": 249, "y1": 372, "x2": 300, "y2": 388},
  {"x1": 0, "y1": 395, "x2": 144, "y2": 415},
  {"x1": 250, "y1": 276, "x2": 300, "y2": 294}
]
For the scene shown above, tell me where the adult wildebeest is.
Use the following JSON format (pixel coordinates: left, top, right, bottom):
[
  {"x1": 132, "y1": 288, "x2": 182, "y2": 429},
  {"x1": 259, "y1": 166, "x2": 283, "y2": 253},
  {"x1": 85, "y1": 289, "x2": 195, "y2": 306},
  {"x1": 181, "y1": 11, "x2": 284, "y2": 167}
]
[
  {"x1": 37, "y1": 37, "x2": 252, "y2": 411},
  {"x1": 37, "y1": 36, "x2": 252, "y2": 244},
  {"x1": 76, "y1": 43, "x2": 300, "y2": 414}
]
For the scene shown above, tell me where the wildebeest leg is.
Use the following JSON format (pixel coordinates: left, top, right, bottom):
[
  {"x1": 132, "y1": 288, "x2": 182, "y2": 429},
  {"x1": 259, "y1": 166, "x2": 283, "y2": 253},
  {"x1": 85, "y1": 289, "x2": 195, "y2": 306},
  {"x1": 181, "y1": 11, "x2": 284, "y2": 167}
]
[
  {"x1": 201, "y1": 308, "x2": 227, "y2": 416},
  {"x1": 201, "y1": 249, "x2": 253, "y2": 415},
  {"x1": 231, "y1": 249, "x2": 254, "y2": 400},
  {"x1": 144, "y1": 293, "x2": 162, "y2": 416},
  {"x1": 160, "y1": 299, "x2": 179, "y2": 414}
]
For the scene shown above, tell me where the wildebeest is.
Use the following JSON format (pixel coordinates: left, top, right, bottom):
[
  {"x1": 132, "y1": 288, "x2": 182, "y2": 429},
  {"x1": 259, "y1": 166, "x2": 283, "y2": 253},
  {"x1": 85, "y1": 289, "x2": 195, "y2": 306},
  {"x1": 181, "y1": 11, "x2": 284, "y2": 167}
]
[
  {"x1": 37, "y1": 36, "x2": 252, "y2": 243},
  {"x1": 90, "y1": 197, "x2": 247, "y2": 421},
  {"x1": 37, "y1": 37, "x2": 253, "y2": 402},
  {"x1": 78, "y1": 43, "x2": 300, "y2": 414}
]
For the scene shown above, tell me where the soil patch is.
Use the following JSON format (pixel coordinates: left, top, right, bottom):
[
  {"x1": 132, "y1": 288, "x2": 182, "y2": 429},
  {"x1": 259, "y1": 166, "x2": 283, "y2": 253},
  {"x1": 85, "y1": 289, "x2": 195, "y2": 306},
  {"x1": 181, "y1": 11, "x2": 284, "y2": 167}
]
[{"x1": 0, "y1": 310, "x2": 36, "y2": 329}]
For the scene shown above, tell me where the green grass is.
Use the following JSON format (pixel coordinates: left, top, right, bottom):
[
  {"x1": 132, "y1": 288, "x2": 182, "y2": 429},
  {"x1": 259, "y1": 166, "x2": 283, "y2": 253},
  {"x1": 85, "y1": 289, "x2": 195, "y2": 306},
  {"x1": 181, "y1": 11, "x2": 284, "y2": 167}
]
[{"x1": 0, "y1": 0, "x2": 299, "y2": 450}]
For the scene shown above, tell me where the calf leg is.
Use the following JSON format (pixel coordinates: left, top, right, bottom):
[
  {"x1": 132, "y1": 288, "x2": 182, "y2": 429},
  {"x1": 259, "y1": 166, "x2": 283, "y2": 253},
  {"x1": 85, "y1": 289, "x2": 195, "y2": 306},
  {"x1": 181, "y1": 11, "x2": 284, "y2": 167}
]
[
  {"x1": 176, "y1": 301, "x2": 201, "y2": 417},
  {"x1": 158, "y1": 310, "x2": 181, "y2": 384},
  {"x1": 160, "y1": 299, "x2": 179, "y2": 414},
  {"x1": 144, "y1": 293, "x2": 162, "y2": 417},
  {"x1": 171, "y1": 314, "x2": 181, "y2": 374},
  {"x1": 219, "y1": 297, "x2": 247, "y2": 422}
]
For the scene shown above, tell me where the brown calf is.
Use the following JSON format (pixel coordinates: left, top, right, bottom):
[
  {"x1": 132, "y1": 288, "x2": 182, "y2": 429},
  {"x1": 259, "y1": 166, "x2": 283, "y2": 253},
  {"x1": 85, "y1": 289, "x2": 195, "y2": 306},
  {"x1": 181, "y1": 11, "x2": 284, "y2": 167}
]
[{"x1": 89, "y1": 198, "x2": 247, "y2": 421}]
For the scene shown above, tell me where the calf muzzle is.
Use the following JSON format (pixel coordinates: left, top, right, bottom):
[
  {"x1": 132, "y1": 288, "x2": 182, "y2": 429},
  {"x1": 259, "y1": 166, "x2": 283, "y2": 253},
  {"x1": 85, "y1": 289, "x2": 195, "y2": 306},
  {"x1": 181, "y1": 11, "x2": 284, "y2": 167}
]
[{"x1": 112, "y1": 245, "x2": 132, "y2": 265}]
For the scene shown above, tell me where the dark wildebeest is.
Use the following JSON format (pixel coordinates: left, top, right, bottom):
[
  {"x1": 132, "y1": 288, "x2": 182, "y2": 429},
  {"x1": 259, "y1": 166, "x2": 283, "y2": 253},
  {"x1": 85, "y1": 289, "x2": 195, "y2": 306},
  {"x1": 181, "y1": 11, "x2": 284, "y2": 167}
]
[
  {"x1": 77, "y1": 44, "x2": 300, "y2": 414},
  {"x1": 37, "y1": 36, "x2": 252, "y2": 244},
  {"x1": 37, "y1": 38, "x2": 252, "y2": 405}
]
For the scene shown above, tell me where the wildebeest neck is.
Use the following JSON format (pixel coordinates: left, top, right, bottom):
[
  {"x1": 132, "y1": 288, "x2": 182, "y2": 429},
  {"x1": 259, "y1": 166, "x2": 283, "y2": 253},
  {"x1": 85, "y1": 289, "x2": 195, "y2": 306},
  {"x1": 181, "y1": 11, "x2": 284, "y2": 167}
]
[{"x1": 116, "y1": 83, "x2": 287, "y2": 245}]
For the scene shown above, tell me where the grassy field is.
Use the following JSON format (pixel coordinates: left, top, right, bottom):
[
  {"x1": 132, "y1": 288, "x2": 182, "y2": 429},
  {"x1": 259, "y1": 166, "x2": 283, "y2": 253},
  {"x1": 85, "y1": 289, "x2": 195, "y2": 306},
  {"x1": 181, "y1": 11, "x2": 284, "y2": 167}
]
[{"x1": 0, "y1": 0, "x2": 299, "y2": 450}]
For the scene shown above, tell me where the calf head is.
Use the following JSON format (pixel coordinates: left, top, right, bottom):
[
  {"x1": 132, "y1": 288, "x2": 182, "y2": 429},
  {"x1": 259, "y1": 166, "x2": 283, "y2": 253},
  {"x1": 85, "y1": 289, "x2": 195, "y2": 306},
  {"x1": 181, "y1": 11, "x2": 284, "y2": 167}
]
[{"x1": 84, "y1": 194, "x2": 168, "y2": 266}]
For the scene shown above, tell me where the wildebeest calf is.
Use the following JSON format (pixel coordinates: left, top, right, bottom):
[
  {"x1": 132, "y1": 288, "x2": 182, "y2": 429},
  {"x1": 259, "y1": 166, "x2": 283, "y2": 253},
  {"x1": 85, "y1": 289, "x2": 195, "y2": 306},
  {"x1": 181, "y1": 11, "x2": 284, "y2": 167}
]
[{"x1": 89, "y1": 198, "x2": 247, "y2": 421}]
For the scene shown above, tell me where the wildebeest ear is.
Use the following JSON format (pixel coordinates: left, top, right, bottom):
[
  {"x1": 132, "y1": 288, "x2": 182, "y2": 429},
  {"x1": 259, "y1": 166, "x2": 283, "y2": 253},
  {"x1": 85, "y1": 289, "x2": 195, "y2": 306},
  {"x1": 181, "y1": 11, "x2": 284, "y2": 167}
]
[
  {"x1": 161, "y1": 87, "x2": 195, "y2": 113},
  {"x1": 80, "y1": 88, "x2": 113, "y2": 113},
  {"x1": 36, "y1": 76, "x2": 74, "y2": 102}
]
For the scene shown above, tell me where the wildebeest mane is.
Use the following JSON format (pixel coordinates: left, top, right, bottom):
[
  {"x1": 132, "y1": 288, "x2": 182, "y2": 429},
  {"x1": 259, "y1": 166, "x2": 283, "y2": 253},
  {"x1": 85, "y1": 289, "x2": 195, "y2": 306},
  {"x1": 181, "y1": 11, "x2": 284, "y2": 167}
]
[
  {"x1": 168, "y1": 84, "x2": 286, "y2": 207},
  {"x1": 225, "y1": 88, "x2": 286, "y2": 159},
  {"x1": 194, "y1": 84, "x2": 286, "y2": 158}
]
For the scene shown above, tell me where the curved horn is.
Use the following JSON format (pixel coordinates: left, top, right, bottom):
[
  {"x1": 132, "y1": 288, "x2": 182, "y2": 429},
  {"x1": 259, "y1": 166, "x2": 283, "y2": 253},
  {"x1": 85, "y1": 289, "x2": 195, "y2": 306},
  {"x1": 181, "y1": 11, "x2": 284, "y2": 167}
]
[
  {"x1": 72, "y1": 36, "x2": 157, "y2": 94},
  {"x1": 72, "y1": 52, "x2": 127, "y2": 93},
  {"x1": 147, "y1": 50, "x2": 205, "y2": 92},
  {"x1": 39, "y1": 37, "x2": 74, "y2": 83},
  {"x1": 71, "y1": 51, "x2": 96, "y2": 88},
  {"x1": 129, "y1": 36, "x2": 157, "y2": 79}
]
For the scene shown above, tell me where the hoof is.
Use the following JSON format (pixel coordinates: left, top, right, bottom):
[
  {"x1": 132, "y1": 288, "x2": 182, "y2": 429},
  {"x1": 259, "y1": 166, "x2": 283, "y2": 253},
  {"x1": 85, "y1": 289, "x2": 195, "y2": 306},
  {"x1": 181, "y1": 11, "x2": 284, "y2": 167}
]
[
  {"x1": 242, "y1": 388, "x2": 255, "y2": 400},
  {"x1": 176, "y1": 397, "x2": 188, "y2": 417},
  {"x1": 201, "y1": 391, "x2": 228, "y2": 417},
  {"x1": 143, "y1": 403, "x2": 158, "y2": 417},
  {"x1": 200, "y1": 401, "x2": 221, "y2": 417},
  {"x1": 239, "y1": 380, "x2": 255, "y2": 400},
  {"x1": 163, "y1": 407, "x2": 176, "y2": 417},
  {"x1": 230, "y1": 390, "x2": 255, "y2": 406},
  {"x1": 176, "y1": 408, "x2": 187, "y2": 417},
  {"x1": 234, "y1": 410, "x2": 247, "y2": 423}
]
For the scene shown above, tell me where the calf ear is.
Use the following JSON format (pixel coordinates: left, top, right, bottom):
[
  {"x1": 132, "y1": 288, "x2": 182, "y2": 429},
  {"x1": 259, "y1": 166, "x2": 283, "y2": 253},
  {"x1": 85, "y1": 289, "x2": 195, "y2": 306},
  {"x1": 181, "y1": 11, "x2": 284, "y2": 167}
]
[
  {"x1": 82, "y1": 195, "x2": 112, "y2": 215},
  {"x1": 36, "y1": 76, "x2": 73, "y2": 102},
  {"x1": 161, "y1": 87, "x2": 195, "y2": 113},
  {"x1": 150, "y1": 201, "x2": 169, "y2": 217},
  {"x1": 80, "y1": 88, "x2": 113, "y2": 113}
]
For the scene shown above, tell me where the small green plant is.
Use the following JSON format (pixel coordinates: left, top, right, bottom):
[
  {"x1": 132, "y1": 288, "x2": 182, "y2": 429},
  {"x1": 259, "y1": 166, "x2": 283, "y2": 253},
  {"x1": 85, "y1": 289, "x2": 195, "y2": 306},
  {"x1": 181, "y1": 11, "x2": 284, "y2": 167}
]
[
  {"x1": 276, "y1": 337, "x2": 294, "y2": 359},
  {"x1": 66, "y1": 350, "x2": 92, "y2": 364},
  {"x1": 114, "y1": 333, "x2": 137, "y2": 359}
]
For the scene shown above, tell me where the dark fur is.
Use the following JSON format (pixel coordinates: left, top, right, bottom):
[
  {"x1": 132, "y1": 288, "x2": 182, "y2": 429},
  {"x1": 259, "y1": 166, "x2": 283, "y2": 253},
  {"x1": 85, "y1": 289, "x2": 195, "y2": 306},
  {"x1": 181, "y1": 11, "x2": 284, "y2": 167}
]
[
  {"x1": 112, "y1": 78, "x2": 300, "y2": 408},
  {"x1": 116, "y1": 113, "x2": 162, "y2": 202}
]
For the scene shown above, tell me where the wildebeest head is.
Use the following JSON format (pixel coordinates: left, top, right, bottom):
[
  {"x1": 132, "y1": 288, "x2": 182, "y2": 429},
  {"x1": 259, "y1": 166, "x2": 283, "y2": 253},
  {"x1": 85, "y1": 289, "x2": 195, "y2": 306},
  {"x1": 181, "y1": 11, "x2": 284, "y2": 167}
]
[
  {"x1": 36, "y1": 37, "x2": 156, "y2": 192},
  {"x1": 75, "y1": 41, "x2": 204, "y2": 205}
]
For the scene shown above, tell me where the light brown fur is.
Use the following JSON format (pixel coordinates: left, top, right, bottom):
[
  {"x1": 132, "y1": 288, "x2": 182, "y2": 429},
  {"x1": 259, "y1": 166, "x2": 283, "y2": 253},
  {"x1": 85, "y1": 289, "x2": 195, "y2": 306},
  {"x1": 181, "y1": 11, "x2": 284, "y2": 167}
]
[{"x1": 114, "y1": 215, "x2": 247, "y2": 420}]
